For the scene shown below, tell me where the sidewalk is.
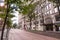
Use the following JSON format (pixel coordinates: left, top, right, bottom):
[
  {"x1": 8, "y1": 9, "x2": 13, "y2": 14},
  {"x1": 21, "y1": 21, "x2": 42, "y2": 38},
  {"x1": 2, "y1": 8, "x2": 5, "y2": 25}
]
[
  {"x1": 0, "y1": 29, "x2": 7, "y2": 40},
  {"x1": 27, "y1": 30, "x2": 60, "y2": 39},
  {"x1": 46, "y1": 31, "x2": 60, "y2": 34}
]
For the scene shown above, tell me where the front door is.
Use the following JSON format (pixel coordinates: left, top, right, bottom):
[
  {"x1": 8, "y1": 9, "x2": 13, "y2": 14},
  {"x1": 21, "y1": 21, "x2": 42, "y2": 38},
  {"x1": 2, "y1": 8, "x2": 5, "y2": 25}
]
[{"x1": 46, "y1": 24, "x2": 53, "y2": 31}]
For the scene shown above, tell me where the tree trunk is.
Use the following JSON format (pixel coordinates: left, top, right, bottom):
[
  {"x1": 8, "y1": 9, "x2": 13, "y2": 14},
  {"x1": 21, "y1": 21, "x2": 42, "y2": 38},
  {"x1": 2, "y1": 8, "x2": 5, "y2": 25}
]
[
  {"x1": 24, "y1": 17, "x2": 26, "y2": 30},
  {"x1": 34, "y1": 14, "x2": 36, "y2": 30},
  {"x1": 6, "y1": 27, "x2": 10, "y2": 40},
  {"x1": 35, "y1": 19, "x2": 36, "y2": 30},
  {"x1": 29, "y1": 17, "x2": 32, "y2": 30},
  {"x1": 1, "y1": 0, "x2": 9, "y2": 40},
  {"x1": 1, "y1": 11, "x2": 8, "y2": 40}
]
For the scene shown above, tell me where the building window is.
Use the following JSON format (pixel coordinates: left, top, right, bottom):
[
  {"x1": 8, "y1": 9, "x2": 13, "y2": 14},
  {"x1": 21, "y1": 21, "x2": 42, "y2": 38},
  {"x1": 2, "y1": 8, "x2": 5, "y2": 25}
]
[
  {"x1": 55, "y1": 15, "x2": 60, "y2": 21},
  {"x1": 46, "y1": 1, "x2": 49, "y2": 4},
  {"x1": 59, "y1": 6, "x2": 60, "y2": 10},
  {"x1": 46, "y1": 5, "x2": 49, "y2": 10},
  {"x1": 49, "y1": 3, "x2": 52, "y2": 9},
  {"x1": 42, "y1": 7, "x2": 46, "y2": 13},
  {"x1": 40, "y1": 19, "x2": 44, "y2": 23},
  {"x1": 34, "y1": 10, "x2": 37, "y2": 13},
  {"x1": 46, "y1": 11, "x2": 50, "y2": 14},
  {"x1": 0, "y1": 18, "x2": 1, "y2": 20},
  {"x1": 45, "y1": 13, "x2": 47, "y2": 14},
  {"x1": 54, "y1": 7, "x2": 58, "y2": 13},
  {"x1": 42, "y1": 0, "x2": 46, "y2": 3},
  {"x1": 50, "y1": 10, "x2": 52, "y2": 14}
]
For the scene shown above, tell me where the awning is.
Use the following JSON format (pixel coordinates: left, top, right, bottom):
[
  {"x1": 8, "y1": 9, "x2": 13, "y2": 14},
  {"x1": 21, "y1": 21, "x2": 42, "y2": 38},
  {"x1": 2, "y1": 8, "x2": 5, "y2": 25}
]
[
  {"x1": 54, "y1": 21, "x2": 60, "y2": 24},
  {"x1": 54, "y1": 21, "x2": 60, "y2": 26}
]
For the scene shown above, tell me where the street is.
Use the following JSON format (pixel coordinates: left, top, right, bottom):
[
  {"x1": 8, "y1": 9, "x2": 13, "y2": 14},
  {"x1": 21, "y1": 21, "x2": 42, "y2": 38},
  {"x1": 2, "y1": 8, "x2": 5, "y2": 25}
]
[{"x1": 9, "y1": 29, "x2": 60, "y2": 40}]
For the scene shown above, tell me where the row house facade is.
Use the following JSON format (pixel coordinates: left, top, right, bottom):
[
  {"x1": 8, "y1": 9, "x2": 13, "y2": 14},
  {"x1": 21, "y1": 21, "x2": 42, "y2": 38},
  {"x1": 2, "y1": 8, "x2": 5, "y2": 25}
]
[
  {"x1": 38, "y1": 0, "x2": 60, "y2": 31},
  {"x1": 18, "y1": 0, "x2": 60, "y2": 31}
]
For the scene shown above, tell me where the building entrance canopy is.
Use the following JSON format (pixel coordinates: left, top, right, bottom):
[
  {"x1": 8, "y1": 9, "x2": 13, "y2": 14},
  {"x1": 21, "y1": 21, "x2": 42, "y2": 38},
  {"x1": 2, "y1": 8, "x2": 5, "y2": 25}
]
[{"x1": 54, "y1": 21, "x2": 60, "y2": 26}]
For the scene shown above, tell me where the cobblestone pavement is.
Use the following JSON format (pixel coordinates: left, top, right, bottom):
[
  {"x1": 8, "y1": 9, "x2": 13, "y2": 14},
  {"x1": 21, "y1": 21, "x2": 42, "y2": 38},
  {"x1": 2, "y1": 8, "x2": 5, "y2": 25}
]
[{"x1": 9, "y1": 29, "x2": 60, "y2": 40}]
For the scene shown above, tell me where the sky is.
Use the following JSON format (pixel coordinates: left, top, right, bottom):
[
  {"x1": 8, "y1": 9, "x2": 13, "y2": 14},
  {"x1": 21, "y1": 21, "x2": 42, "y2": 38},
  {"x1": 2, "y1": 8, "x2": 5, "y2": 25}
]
[{"x1": 0, "y1": 0, "x2": 4, "y2": 6}]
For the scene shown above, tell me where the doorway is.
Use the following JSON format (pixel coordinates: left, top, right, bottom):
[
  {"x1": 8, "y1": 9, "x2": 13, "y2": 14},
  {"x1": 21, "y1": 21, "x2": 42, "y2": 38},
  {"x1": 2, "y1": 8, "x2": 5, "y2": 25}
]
[
  {"x1": 46, "y1": 24, "x2": 53, "y2": 31},
  {"x1": 55, "y1": 25, "x2": 59, "y2": 31}
]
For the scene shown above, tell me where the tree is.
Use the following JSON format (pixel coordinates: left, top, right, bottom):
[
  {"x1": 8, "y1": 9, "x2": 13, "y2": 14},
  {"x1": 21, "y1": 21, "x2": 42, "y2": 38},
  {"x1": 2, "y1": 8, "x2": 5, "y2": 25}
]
[
  {"x1": 1, "y1": 0, "x2": 40, "y2": 40},
  {"x1": 0, "y1": 0, "x2": 16, "y2": 40},
  {"x1": 0, "y1": 0, "x2": 31, "y2": 40},
  {"x1": 0, "y1": 11, "x2": 15, "y2": 40},
  {"x1": 13, "y1": 23, "x2": 17, "y2": 28},
  {"x1": 24, "y1": 1, "x2": 40, "y2": 30}
]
